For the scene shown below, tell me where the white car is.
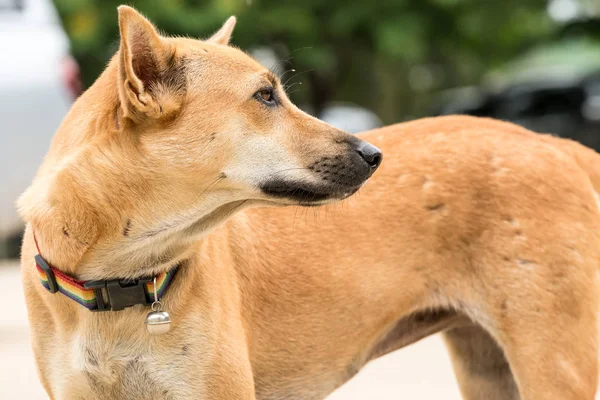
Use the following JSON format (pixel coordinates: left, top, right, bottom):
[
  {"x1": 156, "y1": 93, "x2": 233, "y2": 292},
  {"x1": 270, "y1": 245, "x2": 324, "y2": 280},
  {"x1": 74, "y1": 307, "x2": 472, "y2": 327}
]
[{"x1": 0, "y1": 0, "x2": 78, "y2": 251}]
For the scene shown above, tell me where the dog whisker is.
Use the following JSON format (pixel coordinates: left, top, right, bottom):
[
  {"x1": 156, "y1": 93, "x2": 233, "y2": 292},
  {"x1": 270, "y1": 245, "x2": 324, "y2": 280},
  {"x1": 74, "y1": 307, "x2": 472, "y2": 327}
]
[{"x1": 283, "y1": 69, "x2": 314, "y2": 90}]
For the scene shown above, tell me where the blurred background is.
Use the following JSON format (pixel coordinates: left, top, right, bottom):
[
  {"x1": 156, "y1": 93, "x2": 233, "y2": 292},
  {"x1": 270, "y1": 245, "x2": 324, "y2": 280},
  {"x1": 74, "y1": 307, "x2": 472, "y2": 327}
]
[
  {"x1": 2, "y1": 0, "x2": 600, "y2": 254},
  {"x1": 1, "y1": 0, "x2": 600, "y2": 398},
  {"x1": 2, "y1": 0, "x2": 600, "y2": 255}
]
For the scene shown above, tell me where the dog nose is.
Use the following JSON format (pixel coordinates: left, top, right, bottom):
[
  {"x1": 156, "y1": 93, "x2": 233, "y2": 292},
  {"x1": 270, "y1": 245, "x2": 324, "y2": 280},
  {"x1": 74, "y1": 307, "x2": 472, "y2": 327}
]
[{"x1": 356, "y1": 142, "x2": 382, "y2": 171}]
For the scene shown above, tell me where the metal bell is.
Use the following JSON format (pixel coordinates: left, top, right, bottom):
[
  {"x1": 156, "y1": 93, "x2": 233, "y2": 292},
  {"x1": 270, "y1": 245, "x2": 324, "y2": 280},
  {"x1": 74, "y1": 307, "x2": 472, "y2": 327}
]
[
  {"x1": 145, "y1": 310, "x2": 171, "y2": 335},
  {"x1": 145, "y1": 276, "x2": 171, "y2": 335}
]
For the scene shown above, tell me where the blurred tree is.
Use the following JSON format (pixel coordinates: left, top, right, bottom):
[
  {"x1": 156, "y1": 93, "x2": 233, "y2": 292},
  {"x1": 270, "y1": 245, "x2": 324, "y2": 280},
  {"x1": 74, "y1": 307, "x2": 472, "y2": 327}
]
[{"x1": 53, "y1": 0, "x2": 556, "y2": 123}]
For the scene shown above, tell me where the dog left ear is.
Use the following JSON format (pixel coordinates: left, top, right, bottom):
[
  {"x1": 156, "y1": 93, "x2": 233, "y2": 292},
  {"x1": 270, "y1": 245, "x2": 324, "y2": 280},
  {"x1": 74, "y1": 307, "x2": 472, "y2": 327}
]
[
  {"x1": 207, "y1": 16, "x2": 237, "y2": 45},
  {"x1": 117, "y1": 6, "x2": 185, "y2": 122}
]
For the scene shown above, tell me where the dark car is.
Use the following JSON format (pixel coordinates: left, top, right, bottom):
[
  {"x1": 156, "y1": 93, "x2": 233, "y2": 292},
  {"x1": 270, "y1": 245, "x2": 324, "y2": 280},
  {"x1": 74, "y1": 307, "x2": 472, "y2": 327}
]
[{"x1": 432, "y1": 20, "x2": 600, "y2": 152}]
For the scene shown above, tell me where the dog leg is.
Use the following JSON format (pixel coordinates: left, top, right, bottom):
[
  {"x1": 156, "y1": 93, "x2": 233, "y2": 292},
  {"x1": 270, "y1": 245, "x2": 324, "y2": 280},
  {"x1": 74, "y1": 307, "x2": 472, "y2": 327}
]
[
  {"x1": 473, "y1": 265, "x2": 599, "y2": 400},
  {"x1": 495, "y1": 312, "x2": 598, "y2": 400},
  {"x1": 443, "y1": 324, "x2": 520, "y2": 400}
]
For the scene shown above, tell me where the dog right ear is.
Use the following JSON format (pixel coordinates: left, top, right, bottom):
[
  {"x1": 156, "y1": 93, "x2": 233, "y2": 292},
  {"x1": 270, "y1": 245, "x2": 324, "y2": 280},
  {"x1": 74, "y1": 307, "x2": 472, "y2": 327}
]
[{"x1": 117, "y1": 6, "x2": 184, "y2": 122}]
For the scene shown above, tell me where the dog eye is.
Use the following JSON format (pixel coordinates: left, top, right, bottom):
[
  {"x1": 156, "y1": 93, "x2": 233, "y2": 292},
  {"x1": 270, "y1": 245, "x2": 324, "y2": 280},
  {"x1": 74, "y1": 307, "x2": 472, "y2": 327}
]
[
  {"x1": 259, "y1": 90, "x2": 272, "y2": 102},
  {"x1": 255, "y1": 88, "x2": 276, "y2": 106}
]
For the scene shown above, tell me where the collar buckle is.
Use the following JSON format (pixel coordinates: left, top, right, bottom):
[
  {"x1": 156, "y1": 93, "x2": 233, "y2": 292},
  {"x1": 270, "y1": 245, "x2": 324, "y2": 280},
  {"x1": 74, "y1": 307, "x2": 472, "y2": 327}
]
[
  {"x1": 35, "y1": 254, "x2": 58, "y2": 294},
  {"x1": 84, "y1": 277, "x2": 152, "y2": 312}
]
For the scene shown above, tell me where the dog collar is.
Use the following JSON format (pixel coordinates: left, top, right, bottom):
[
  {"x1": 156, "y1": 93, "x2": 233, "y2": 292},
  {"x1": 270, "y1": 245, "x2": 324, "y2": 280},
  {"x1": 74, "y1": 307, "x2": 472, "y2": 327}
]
[{"x1": 33, "y1": 233, "x2": 179, "y2": 312}]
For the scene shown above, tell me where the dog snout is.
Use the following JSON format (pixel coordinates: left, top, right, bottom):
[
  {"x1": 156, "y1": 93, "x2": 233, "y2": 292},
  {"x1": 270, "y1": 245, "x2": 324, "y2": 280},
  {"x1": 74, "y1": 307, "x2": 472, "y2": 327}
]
[{"x1": 356, "y1": 141, "x2": 382, "y2": 172}]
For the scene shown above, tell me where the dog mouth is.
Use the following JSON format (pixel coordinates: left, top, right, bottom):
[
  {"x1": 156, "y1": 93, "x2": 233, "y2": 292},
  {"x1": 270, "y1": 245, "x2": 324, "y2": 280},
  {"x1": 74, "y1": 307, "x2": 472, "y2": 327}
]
[{"x1": 260, "y1": 180, "x2": 361, "y2": 204}]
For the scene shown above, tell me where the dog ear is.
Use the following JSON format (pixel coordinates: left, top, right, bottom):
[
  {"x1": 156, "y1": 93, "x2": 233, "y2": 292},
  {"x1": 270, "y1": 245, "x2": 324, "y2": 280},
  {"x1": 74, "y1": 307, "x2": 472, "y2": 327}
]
[
  {"x1": 117, "y1": 6, "x2": 184, "y2": 122},
  {"x1": 207, "y1": 16, "x2": 237, "y2": 45}
]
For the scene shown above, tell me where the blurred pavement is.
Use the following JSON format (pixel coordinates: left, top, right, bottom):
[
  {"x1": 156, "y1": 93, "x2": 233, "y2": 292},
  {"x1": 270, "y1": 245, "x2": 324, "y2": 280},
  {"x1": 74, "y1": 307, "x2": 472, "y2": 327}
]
[{"x1": 0, "y1": 261, "x2": 467, "y2": 399}]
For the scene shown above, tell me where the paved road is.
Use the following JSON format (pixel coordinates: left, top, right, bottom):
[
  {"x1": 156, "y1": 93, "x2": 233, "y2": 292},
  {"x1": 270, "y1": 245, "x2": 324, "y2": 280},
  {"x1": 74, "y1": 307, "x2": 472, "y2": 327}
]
[{"x1": 1, "y1": 260, "x2": 594, "y2": 399}]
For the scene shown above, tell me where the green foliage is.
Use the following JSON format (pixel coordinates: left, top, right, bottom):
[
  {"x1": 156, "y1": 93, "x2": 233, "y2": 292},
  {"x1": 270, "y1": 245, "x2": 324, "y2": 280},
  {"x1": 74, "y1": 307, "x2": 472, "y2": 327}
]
[{"x1": 53, "y1": 0, "x2": 557, "y2": 122}]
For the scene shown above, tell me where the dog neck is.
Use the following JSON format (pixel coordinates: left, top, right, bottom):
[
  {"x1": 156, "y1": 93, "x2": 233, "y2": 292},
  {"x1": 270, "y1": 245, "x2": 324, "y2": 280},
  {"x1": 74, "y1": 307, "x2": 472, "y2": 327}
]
[
  {"x1": 73, "y1": 199, "x2": 252, "y2": 280},
  {"x1": 27, "y1": 198, "x2": 253, "y2": 282}
]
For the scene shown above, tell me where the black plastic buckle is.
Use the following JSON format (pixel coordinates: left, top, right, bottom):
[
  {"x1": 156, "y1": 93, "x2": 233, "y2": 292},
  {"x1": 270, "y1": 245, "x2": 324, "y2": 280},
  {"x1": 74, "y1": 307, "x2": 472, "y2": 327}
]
[
  {"x1": 35, "y1": 254, "x2": 58, "y2": 294},
  {"x1": 84, "y1": 277, "x2": 152, "y2": 312}
]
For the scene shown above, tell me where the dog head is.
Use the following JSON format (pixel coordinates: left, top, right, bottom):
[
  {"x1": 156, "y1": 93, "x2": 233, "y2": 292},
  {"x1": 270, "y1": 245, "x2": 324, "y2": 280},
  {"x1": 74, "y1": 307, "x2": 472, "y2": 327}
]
[
  {"x1": 18, "y1": 6, "x2": 381, "y2": 277},
  {"x1": 115, "y1": 6, "x2": 381, "y2": 204}
]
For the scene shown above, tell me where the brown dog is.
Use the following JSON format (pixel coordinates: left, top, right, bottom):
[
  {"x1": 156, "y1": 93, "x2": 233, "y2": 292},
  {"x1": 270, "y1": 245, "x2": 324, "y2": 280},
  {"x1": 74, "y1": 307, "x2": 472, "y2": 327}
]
[{"x1": 18, "y1": 6, "x2": 600, "y2": 400}]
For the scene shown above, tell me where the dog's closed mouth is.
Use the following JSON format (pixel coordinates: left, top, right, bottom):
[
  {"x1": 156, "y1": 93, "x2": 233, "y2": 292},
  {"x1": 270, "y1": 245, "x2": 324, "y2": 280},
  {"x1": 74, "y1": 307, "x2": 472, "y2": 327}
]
[
  {"x1": 260, "y1": 180, "x2": 362, "y2": 203},
  {"x1": 261, "y1": 183, "x2": 330, "y2": 202},
  {"x1": 260, "y1": 181, "x2": 344, "y2": 202}
]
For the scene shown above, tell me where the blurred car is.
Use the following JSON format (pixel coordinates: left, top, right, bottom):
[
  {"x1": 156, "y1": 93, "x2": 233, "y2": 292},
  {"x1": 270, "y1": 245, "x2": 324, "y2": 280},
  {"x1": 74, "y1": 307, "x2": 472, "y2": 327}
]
[
  {"x1": 0, "y1": 0, "x2": 80, "y2": 256},
  {"x1": 432, "y1": 20, "x2": 600, "y2": 152}
]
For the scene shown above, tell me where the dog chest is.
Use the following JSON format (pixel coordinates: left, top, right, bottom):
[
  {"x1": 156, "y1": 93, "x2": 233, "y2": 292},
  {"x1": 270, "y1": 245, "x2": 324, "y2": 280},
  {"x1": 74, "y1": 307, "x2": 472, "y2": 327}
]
[{"x1": 63, "y1": 332, "x2": 204, "y2": 399}]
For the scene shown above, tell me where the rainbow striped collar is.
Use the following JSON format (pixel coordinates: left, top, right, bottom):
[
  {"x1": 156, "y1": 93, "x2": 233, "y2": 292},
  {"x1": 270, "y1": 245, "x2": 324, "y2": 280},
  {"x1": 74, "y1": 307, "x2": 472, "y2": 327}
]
[{"x1": 33, "y1": 235, "x2": 179, "y2": 312}]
